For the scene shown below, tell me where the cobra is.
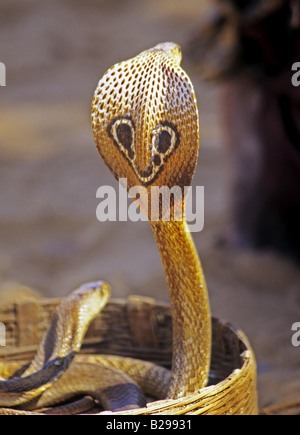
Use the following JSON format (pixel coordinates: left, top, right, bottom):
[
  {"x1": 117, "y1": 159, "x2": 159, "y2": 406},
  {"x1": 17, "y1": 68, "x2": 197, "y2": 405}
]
[
  {"x1": 92, "y1": 42, "x2": 211, "y2": 398},
  {"x1": 0, "y1": 42, "x2": 211, "y2": 413}
]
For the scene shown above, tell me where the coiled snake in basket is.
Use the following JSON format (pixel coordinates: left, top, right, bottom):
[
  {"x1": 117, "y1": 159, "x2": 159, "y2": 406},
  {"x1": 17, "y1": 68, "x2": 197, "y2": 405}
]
[{"x1": 0, "y1": 42, "x2": 211, "y2": 414}]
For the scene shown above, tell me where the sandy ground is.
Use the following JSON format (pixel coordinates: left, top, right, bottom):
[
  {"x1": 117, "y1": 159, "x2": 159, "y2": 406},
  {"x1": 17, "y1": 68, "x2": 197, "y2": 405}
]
[{"x1": 0, "y1": 0, "x2": 300, "y2": 412}]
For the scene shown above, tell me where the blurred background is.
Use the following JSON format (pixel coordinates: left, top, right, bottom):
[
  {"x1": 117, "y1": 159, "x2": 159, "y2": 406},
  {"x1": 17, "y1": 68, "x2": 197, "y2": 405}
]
[{"x1": 0, "y1": 0, "x2": 299, "y2": 411}]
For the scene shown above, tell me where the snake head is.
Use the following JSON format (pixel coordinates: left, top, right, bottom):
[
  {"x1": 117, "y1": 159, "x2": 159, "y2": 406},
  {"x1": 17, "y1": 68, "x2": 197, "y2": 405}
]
[
  {"x1": 92, "y1": 42, "x2": 199, "y2": 219},
  {"x1": 57, "y1": 281, "x2": 111, "y2": 355}
]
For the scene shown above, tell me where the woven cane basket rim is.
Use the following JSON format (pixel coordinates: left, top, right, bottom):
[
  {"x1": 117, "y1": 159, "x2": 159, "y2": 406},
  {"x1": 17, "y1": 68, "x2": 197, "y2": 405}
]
[{"x1": 0, "y1": 295, "x2": 258, "y2": 415}]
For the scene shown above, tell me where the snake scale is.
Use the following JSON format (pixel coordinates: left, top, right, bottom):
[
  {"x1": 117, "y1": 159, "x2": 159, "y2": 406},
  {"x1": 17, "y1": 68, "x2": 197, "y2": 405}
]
[{"x1": 0, "y1": 42, "x2": 211, "y2": 414}]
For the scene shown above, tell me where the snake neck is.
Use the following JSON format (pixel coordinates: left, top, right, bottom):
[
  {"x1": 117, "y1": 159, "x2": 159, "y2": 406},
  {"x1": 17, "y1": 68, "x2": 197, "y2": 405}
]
[{"x1": 150, "y1": 218, "x2": 211, "y2": 399}]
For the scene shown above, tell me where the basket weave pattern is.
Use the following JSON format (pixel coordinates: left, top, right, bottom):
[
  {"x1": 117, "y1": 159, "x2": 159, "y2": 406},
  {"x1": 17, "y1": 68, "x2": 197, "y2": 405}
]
[{"x1": 0, "y1": 295, "x2": 258, "y2": 415}]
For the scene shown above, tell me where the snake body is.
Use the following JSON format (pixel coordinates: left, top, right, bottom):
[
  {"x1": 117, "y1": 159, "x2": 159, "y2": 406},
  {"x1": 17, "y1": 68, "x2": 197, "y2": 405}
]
[
  {"x1": 0, "y1": 42, "x2": 211, "y2": 413},
  {"x1": 0, "y1": 282, "x2": 111, "y2": 408},
  {"x1": 0, "y1": 283, "x2": 169, "y2": 413}
]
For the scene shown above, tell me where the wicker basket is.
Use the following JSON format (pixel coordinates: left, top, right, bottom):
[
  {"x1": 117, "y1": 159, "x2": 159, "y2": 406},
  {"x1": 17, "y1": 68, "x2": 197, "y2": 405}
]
[{"x1": 0, "y1": 294, "x2": 258, "y2": 415}]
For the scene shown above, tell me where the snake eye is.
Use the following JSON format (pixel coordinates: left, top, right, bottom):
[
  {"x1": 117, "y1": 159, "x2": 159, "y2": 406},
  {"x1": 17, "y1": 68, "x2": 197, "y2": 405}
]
[
  {"x1": 108, "y1": 117, "x2": 135, "y2": 160},
  {"x1": 152, "y1": 122, "x2": 180, "y2": 163}
]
